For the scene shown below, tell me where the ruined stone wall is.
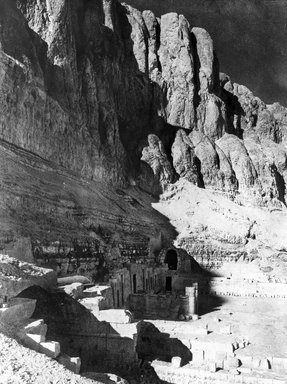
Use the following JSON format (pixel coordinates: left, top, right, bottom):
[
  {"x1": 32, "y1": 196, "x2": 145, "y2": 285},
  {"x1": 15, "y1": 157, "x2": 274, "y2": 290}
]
[
  {"x1": 18, "y1": 286, "x2": 138, "y2": 371},
  {"x1": 129, "y1": 293, "x2": 180, "y2": 320},
  {"x1": 102, "y1": 263, "x2": 168, "y2": 309},
  {"x1": 208, "y1": 278, "x2": 287, "y2": 299},
  {"x1": 0, "y1": 254, "x2": 56, "y2": 301},
  {"x1": 151, "y1": 360, "x2": 286, "y2": 384},
  {"x1": 56, "y1": 332, "x2": 138, "y2": 372},
  {"x1": 128, "y1": 264, "x2": 166, "y2": 293},
  {"x1": 178, "y1": 237, "x2": 246, "y2": 271},
  {"x1": 109, "y1": 268, "x2": 131, "y2": 308}
]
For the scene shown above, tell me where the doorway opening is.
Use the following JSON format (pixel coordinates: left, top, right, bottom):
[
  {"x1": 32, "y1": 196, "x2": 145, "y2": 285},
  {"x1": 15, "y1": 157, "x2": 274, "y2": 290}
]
[
  {"x1": 165, "y1": 276, "x2": 172, "y2": 292},
  {"x1": 133, "y1": 274, "x2": 137, "y2": 294},
  {"x1": 164, "y1": 249, "x2": 178, "y2": 270}
]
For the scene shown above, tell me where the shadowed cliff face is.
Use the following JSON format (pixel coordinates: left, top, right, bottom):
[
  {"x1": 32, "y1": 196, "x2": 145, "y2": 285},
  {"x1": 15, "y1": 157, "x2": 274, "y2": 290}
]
[
  {"x1": 0, "y1": 0, "x2": 287, "y2": 278},
  {"x1": 120, "y1": 0, "x2": 287, "y2": 107}
]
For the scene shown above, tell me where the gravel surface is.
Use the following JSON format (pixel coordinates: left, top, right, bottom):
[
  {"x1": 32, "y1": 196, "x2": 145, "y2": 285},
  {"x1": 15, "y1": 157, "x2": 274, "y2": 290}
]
[
  {"x1": 0, "y1": 254, "x2": 50, "y2": 280},
  {"x1": 0, "y1": 329, "x2": 102, "y2": 384}
]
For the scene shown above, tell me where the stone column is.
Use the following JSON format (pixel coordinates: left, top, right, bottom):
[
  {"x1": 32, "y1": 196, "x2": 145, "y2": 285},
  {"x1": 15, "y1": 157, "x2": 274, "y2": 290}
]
[{"x1": 185, "y1": 286, "x2": 196, "y2": 316}]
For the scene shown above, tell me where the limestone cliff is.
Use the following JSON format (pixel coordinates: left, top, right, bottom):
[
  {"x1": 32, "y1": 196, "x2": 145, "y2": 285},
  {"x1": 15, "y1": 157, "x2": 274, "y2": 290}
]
[
  {"x1": 120, "y1": 0, "x2": 287, "y2": 108},
  {"x1": 0, "y1": 0, "x2": 287, "y2": 279}
]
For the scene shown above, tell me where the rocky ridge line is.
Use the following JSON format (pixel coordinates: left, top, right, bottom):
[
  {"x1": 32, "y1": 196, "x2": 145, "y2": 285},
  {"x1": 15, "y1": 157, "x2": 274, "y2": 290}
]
[{"x1": 0, "y1": 0, "x2": 285, "y2": 207}]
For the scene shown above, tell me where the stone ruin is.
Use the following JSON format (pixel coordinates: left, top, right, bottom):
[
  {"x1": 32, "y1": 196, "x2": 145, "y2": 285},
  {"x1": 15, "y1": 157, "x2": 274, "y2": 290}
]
[{"x1": 1, "y1": 244, "x2": 287, "y2": 384}]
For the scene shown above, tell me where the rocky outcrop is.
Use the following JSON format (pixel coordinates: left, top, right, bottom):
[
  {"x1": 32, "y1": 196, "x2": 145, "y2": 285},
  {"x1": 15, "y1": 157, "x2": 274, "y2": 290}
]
[
  {"x1": 154, "y1": 179, "x2": 287, "y2": 282},
  {"x1": 141, "y1": 134, "x2": 176, "y2": 188},
  {"x1": 120, "y1": 0, "x2": 287, "y2": 108},
  {"x1": 1, "y1": 0, "x2": 287, "y2": 276},
  {"x1": 0, "y1": 254, "x2": 56, "y2": 300},
  {"x1": 158, "y1": 13, "x2": 195, "y2": 129},
  {"x1": 192, "y1": 27, "x2": 215, "y2": 94},
  {"x1": 1, "y1": 0, "x2": 286, "y2": 205},
  {"x1": 171, "y1": 130, "x2": 198, "y2": 184}
]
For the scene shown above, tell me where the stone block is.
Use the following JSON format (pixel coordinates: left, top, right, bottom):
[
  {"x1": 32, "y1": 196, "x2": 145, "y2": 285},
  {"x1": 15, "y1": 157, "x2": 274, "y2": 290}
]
[
  {"x1": 62, "y1": 283, "x2": 84, "y2": 299},
  {"x1": 239, "y1": 367, "x2": 252, "y2": 374},
  {"x1": 216, "y1": 360, "x2": 224, "y2": 370},
  {"x1": 252, "y1": 358, "x2": 261, "y2": 369},
  {"x1": 259, "y1": 359, "x2": 270, "y2": 370},
  {"x1": 24, "y1": 319, "x2": 47, "y2": 338},
  {"x1": 209, "y1": 362, "x2": 217, "y2": 372},
  {"x1": 171, "y1": 356, "x2": 182, "y2": 368},
  {"x1": 0, "y1": 298, "x2": 36, "y2": 324},
  {"x1": 204, "y1": 348, "x2": 216, "y2": 361},
  {"x1": 219, "y1": 325, "x2": 232, "y2": 335},
  {"x1": 26, "y1": 333, "x2": 45, "y2": 343},
  {"x1": 232, "y1": 341, "x2": 239, "y2": 350},
  {"x1": 180, "y1": 338, "x2": 191, "y2": 349},
  {"x1": 58, "y1": 354, "x2": 81, "y2": 374},
  {"x1": 83, "y1": 372, "x2": 129, "y2": 384},
  {"x1": 229, "y1": 368, "x2": 240, "y2": 375},
  {"x1": 39, "y1": 341, "x2": 60, "y2": 358},
  {"x1": 192, "y1": 349, "x2": 204, "y2": 364},
  {"x1": 238, "y1": 355, "x2": 253, "y2": 367},
  {"x1": 272, "y1": 357, "x2": 287, "y2": 370},
  {"x1": 57, "y1": 275, "x2": 91, "y2": 286},
  {"x1": 215, "y1": 351, "x2": 227, "y2": 361},
  {"x1": 223, "y1": 357, "x2": 240, "y2": 370}
]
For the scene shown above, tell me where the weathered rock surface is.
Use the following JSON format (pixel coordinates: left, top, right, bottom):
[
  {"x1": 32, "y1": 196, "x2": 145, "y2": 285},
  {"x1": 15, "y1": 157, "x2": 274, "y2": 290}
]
[
  {"x1": 171, "y1": 130, "x2": 198, "y2": 184},
  {"x1": 153, "y1": 179, "x2": 287, "y2": 281},
  {"x1": 120, "y1": 0, "x2": 287, "y2": 108},
  {"x1": 158, "y1": 12, "x2": 195, "y2": 128},
  {"x1": 141, "y1": 134, "x2": 176, "y2": 188},
  {"x1": 0, "y1": 254, "x2": 56, "y2": 300},
  {"x1": 192, "y1": 27, "x2": 215, "y2": 94},
  {"x1": 0, "y1": 0, "x2": 287, "y2": 278}
]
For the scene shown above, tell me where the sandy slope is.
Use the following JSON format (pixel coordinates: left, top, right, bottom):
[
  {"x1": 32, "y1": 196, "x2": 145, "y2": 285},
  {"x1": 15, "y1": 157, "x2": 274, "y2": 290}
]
[
  {"x1": 0, "y1": 330, "x2": 102, "y2": 384},
  {"x1": 153, "y1": 179, "x2": 287, "y2": 280}
]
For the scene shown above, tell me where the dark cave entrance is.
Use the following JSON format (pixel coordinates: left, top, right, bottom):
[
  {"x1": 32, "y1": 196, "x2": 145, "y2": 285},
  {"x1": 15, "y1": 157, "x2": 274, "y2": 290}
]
[{"x1": 164, "y1": 249, "x2": 178, "y2": 270}]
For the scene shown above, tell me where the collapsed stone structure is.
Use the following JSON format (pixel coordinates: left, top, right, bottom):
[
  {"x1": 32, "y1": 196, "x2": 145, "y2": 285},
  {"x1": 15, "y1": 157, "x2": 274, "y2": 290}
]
[{"x1": 2, "y1": 253, "x2": 287, "y2": 384}]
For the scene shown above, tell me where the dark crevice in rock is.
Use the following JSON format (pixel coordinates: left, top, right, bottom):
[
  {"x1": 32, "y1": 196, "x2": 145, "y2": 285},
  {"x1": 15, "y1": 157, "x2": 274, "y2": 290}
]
[
  {"x1": 212, "y1": 51, "x2": 220, "y2": 94},
  {"x1": 271, "y1": 164, "x2": 286, "y2": 206},
  {"x1": 190, "y1": 31, "x2": 202, "y2": 118},
  {"x1": 220, "y1": 89, "x2": 245, "y2": 139},
  {"x1": 155, "y1": 21, "x2": 162, "y2": 72},
  {"x1": 193, "y1": 156, "x2": 205, "y2": 188}
]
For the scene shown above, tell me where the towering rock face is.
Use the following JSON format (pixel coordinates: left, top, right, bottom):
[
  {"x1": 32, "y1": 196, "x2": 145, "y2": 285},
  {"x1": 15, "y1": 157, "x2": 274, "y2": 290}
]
[
  {"x1": 0, "y1": 0, "x2": 287, "y2": 278},
  {"x1": 158, "y1": 13, "x2": 195, "y2": 129},
  {"x1": 120, "y1": 0, "x2": 287, "y2": 108}
]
